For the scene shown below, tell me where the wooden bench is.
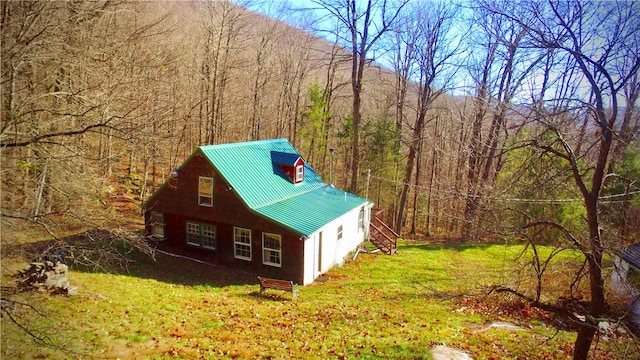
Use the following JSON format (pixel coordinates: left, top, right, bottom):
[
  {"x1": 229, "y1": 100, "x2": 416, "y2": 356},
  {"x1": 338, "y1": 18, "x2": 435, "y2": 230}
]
[{"x1": 258, "y1": 276, "x2": 298, "y2": 300}]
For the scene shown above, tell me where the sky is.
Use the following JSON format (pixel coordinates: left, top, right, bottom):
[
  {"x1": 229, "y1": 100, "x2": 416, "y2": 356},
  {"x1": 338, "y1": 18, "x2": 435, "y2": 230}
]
[
  {"x1": 233, "y1": 0, "x2": 636, "y2": 107},
  {"x1": 234, "y1": 0, "x2": 476, "y2": 97}
]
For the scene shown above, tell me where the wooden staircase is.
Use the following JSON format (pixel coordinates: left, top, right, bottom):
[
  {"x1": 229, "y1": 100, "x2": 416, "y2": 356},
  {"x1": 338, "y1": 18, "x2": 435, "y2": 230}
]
[{"x1": 369, "y1": 209, "x2": 399, "y2": 255}]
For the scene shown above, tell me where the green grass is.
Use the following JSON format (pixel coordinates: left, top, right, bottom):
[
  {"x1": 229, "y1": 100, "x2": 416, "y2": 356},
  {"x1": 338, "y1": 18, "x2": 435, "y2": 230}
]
[{"x1": 1, "y1": 240, "x2": 636, "y2": 359}]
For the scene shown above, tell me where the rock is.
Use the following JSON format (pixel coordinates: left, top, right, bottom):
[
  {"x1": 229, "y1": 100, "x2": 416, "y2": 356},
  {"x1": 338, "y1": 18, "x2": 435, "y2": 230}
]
[
  {"x1": 488, "y1": 321, "x2": 527, "y2": 331},
  {"x1": 17, "y1": 261, "x2": 75, "y2": 295},
  {"x1": 431, "y1": 345, "x2": 473, "y2": 360}
]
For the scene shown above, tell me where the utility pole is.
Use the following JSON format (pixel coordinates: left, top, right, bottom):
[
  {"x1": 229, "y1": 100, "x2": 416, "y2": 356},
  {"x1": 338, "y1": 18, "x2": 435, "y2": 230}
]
[
  {"x1": 365, "y1": 169, "x2": 371, "y2": 200},
  {"x1": 329, "y1": 147, "x2": 335, "y2": 184}
]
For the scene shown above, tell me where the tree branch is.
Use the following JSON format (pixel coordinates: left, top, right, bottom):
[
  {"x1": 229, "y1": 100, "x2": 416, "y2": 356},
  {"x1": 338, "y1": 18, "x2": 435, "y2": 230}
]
[{"x1": 522, "y1": 220, "x2": 587, "y2": 253}]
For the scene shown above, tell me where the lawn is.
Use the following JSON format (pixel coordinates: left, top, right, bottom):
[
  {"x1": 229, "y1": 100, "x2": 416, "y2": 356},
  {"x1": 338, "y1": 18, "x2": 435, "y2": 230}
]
[{"x1": 1, "y1": 240, "x2": 636, "y2": 359}]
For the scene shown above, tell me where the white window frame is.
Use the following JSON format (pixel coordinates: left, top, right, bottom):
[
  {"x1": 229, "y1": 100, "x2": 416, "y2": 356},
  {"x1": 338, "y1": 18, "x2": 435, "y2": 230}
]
[
  {"x1": 198, "y1": 176, "x2": 214, "y2": 207},
  {"x1": 186, "y1": 222, "x2": 200, "y2": 246},
  {"x1": 337, "y1": 225, "x2": 343, "y2": 240},
  {"x1": 201, "y1": 224, "x2": 217, "y2": 250},
  {"x1": 150, "y1": 212, "x2": 165, "y2": 238},
  {"x1": 186, "y1": 222, "x2": 217, "y2": 250},
  {"x1": 262, "y1": 232, "x2": 282, "y2": 267},
  {"x1": 295, "y1": 164, "x2": 304, "y2": 182},
  {"x1": 234, "y1": 227, "x2": 252, "y2": 261},
  {"x1": 358, "y1": 207, "x2": 364, "y2": 233}
]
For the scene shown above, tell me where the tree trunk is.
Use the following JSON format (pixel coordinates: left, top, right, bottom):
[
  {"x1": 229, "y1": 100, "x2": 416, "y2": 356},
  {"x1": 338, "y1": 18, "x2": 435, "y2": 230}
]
[
  {"x1": 349, "y1": 52, "x2": 364, "y2": 193},
  {"x1": 573, "y1": 326, "x2": 596, "y2": 360},
  {"x1": 462, "y1": 97, "x2": 485, "y2": 241},
  {"x1": 410, "y1": 138, "x2": 423, "y2": 235}
]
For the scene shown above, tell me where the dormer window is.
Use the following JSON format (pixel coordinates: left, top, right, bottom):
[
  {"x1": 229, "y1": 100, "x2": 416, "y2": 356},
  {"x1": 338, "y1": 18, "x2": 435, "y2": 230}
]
[
  {"x1": 271, "y1": 151, "x2": 305, "y2": 184},
  {"x1": 295, "y1": 164, "x2": 304, "y2": 183}
]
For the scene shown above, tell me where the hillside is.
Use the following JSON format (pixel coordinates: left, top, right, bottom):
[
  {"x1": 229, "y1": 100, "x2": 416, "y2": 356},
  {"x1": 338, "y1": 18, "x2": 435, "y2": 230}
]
[{"x1": 0, "y1": 0, "x2": 473, "y2": 241}]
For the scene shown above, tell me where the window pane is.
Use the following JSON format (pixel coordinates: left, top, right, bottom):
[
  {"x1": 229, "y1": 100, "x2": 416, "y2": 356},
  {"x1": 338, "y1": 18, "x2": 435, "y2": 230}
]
[
  {"x1": 186, "y1": 222, "x2": 200, "y2": 246},
  {"x1": 199, "y1": 177, "x2": 213, "y2": 194},
  {"x1": 236, "y1": 244, "x2": 251, "y2": 259},
  {"x1": 295, "y1": 165, "x2": 304, "y2": 182},
  {"x1": 152, "y1": 224, "x2": 164, "y2": 237},
  {"x1": 236, "y1": 229, "x2": 250, "y2": 244},
  {"x1": 201, "y1": 225, "x2": 216, "y2": 249},
  {"x1": 199, "y1": 196, "x2": 213, "y2": 206},
  {"x1": 262, "y1": 233, "x2": 281, "y2": 266},
  {"x1": 264, "y1": 239, "x2": 279, "y2": 250},
  {"x1": 151, "y1": 212, "x2": 164, "y2": 237},
  {"x1": 199, "y1": 177, "x2": 213, "y2": 206},
  {"x1": 264, "y1": 249, "x2": 280, "y2": 264},
  {"x1": 234, "y1": 228, "x2": 252, "y2": 260},
  {"x1": 151, "y1": 212, "x2": 164, "y2": 224}
]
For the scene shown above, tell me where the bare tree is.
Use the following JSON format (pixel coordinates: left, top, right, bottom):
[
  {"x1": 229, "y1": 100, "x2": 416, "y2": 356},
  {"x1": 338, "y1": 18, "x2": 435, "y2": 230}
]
[
  {"x1": 0, "y1": 1, "x2": 176, "y2": 348},
  {"x1": 315, "y1": 41, "x2": 352, "y2": 179},
  {"x1": 461, "y1": 1, "x2": 541, "y2": 241},
  {"x1": 273, "y1": 30, "x2": 312, "y2": 142},
  {"x1": 393, "y1": 0, "x2": 460, "y2": 235},
  {"x1": 1, "y1": 0, "x2": 178, "y2": 238},
  {"x1": 311, "y1": 0, "x2": 408, "y2": 193},
  {"x1": 486, "y1": 1, "x2": 640, "y2": 358},
  {"x1": 197, "y1": 0, "x2": 248, "y2": 145}
]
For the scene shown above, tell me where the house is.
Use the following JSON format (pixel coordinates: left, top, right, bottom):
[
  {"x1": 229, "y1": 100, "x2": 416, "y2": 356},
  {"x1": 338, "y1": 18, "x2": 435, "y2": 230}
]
[
  {"x1": 620, "y1": 243, "x2": 640, "y2": 271},
  {"x1": 612, "y1": 243, "x2": 640, "y2": 333},
  {"x1": 143, "y1": 139, "x2": 375, "y2": 285},
  {"x1": 613, "y1": 243, "x2": 640, "y2": 289}
]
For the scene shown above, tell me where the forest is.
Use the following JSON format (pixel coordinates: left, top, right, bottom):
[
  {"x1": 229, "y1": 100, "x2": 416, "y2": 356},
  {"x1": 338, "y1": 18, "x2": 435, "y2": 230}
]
[{"x1": 1, "y1": 1, "x2": 639, "y2": 359}]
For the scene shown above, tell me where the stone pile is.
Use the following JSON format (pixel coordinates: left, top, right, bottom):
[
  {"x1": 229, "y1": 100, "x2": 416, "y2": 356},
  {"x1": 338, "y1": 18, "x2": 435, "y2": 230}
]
[{"x1": 17, "y1": 261, "x2": 77, "y2": 295}]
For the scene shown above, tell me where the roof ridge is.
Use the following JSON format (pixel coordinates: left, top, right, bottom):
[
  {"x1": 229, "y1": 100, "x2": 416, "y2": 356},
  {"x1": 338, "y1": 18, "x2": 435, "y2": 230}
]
[{"x1": 199, "y1": 138, "x2": 287, "y2": 150}]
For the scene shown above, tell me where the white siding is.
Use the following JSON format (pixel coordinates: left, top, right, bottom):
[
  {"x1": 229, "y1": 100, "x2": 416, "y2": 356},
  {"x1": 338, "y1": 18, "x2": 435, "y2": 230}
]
[
  {"x1": 302, "y1": 203, "x2": 373, "y2": 285},
  {"x1": 303, "y1": 231, "x2": 317, "y2": 285}
]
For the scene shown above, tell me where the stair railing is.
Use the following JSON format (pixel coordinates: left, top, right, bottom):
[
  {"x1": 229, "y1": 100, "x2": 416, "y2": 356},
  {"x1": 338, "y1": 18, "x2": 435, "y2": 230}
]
[{"x1": 369, "y1": 208, "x2": 399, "y2": 253}]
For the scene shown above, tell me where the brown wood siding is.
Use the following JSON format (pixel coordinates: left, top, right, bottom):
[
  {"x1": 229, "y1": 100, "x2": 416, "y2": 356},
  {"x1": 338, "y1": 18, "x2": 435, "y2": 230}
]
[{"x1": 144, "y1": 150, "x2": 305, "y2": 284}]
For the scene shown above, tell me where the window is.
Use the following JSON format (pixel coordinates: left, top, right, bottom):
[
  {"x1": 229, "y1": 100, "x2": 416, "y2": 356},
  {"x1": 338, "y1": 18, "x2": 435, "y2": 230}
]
[
  {"x1": 186, "y1": 222, "x2": 200, "y2": 246},
  {"x1": 186, "y1": 222, "x2": 217, "y2": 250},
  {"x1": 337, "y1": 225, "x2": 343, "y2": 240},
  {"x1": 358, "y1": 207, "x2": 365, "y2": 232},
  {"x1": 262, "y1": 233, "x2": 281, "y2": 267},
  {"x1": 201, "y1": 224, "x2": 216, "y2": 249},
  {"x1": 234, "y1": 227, "x2": 252, "y2": 261},
  {"x1": 198, "y1": 176, "x2": 213, "y2": 206},
  {"x1": 150, "y1": 212, "x2": 165, "y2": 238},
  {"x1": 295, "y1": 164, "x2": 304, "y2": 183}
]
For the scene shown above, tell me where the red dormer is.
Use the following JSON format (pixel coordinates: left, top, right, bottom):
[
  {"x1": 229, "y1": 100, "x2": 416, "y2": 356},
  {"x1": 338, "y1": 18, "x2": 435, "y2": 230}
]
[{"x1": 271, "y1": 151, "x2": 305, "y2": 184}]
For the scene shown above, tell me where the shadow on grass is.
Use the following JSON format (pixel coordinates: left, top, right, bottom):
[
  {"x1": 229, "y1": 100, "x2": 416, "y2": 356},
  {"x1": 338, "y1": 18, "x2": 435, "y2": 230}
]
[
  {"x1": 139, "y1": 241, "x2": 258, "y2": 287},
  {"x1": 2, "y1": 229, "x2": 257, "y2": 288},
  {"x1": 400, "y1": 239, "x2": 506, "y2": 252},
  {"x1": 245, "y1": 291, "x2": 295, "y2": 302}
]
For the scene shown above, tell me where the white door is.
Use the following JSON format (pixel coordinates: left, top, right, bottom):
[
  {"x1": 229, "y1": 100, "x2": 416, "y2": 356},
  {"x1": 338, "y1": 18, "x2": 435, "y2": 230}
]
[{"x1": 317, "y1": 231, "x2": 323, "y2": 274}]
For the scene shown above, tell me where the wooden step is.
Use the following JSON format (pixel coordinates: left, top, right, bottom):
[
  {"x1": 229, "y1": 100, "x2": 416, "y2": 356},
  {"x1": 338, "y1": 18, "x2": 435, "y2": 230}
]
[{"x1": 369, "y1": 215, "x2": 398, "y2": 255}]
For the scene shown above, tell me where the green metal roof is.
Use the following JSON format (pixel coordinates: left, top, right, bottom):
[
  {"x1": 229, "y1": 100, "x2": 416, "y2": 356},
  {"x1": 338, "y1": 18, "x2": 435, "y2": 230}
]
[
  {"x1": 255, "y1": 185, "x2": 369, "y2": 235},
  {"x1": 199, "y1": 139, "x2": 370, "y2": 235}
]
